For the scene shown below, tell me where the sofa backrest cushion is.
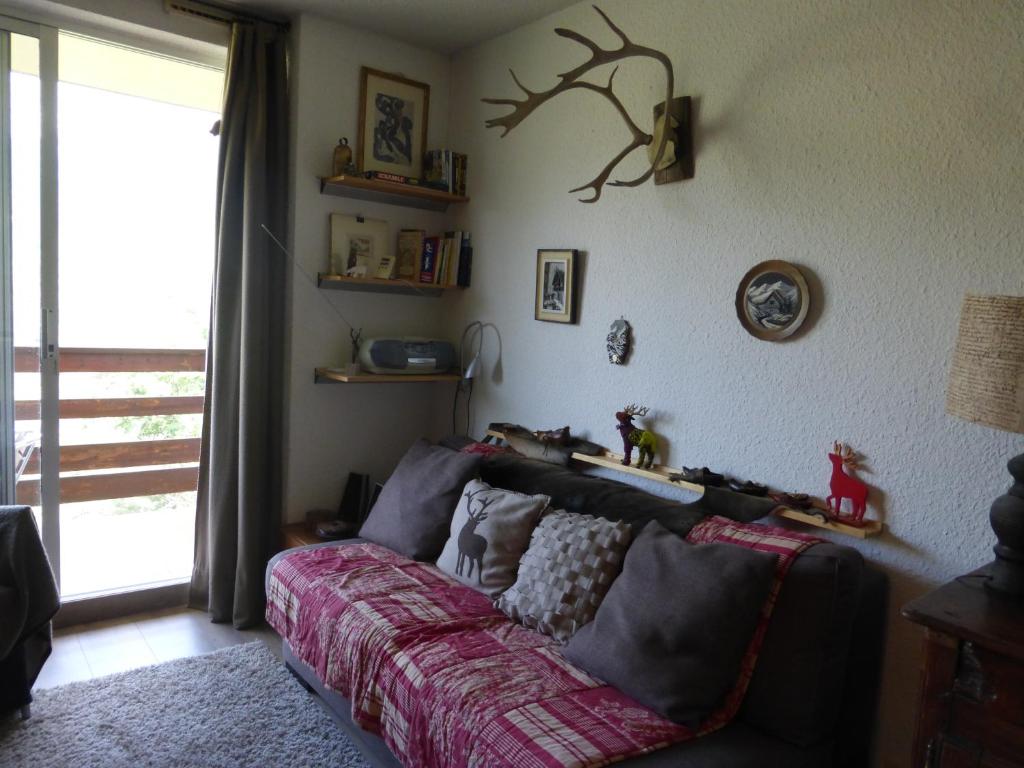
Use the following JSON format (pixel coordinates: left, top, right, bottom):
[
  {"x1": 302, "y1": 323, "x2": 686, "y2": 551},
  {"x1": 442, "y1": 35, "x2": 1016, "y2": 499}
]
[
  {"x1": 435, "y1": 479, "x2": 550, "y2": 598},
  {"x1": 359, "y1": 440, "x2": 482, "y2": 561},
  {"x1": 564, "y1": 521, "x2": 777, "y2": 727},
  {"x1": 480, "y1": 455, "x2": 706, "y2": 537},
  {"x1": 480, "y1": 454, "x2": 778, "y2": 535}
]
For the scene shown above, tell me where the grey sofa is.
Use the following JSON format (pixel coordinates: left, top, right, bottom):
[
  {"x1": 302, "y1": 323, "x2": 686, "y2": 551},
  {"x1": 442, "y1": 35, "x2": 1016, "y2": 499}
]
[{"x1": 269, "y1": 454, "x2": 887, "y2": 768}]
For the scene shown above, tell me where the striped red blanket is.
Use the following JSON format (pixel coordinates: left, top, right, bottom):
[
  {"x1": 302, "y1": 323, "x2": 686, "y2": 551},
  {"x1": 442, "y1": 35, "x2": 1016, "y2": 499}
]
[{"x1": 266, "y1": 516, "x2": 819, "y2": 768}]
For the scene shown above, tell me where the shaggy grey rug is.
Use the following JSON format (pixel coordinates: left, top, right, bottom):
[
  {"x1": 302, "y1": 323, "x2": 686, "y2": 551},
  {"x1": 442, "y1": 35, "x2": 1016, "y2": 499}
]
[{"x1": 0, "y1": 642, "x2": 371, "y2": 767}]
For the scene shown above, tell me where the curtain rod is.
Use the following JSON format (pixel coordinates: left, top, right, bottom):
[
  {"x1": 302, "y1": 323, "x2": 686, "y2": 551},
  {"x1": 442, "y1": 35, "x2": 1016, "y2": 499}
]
[{"x1": 165, "y1": 0, "x2": 291, "y2": 32}]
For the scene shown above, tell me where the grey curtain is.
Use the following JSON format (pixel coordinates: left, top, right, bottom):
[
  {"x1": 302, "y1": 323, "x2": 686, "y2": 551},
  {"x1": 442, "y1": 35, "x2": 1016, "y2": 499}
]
[{"x1": 190, "y1": 21, "x2": 287, "y2": 628}]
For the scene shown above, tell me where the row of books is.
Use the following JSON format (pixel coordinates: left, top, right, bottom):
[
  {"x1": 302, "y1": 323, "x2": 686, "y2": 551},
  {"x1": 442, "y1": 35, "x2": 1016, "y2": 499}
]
[
  {"x1": 396, "y1": 229, "x2": 472, "y2": 287},
  {"x1": 423, "y1": 150, "x2": 468, "y2": 196}
]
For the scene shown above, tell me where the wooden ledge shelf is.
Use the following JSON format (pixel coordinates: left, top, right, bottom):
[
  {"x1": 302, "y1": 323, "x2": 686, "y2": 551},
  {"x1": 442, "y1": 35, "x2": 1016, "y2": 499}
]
[
  {"x1": 772, "y1": 507, "x2": 882, "y2": 539},
  {"x1": 483, "y1": 430, "x2": 883, "y2": 539},
  {"x1": 319, "y1": 174, "x2": 469, "y2": 212},
  {"x1": 315, "y1": 367, "x2": 461, "y2": 384},
  {"x1": 317, "y1": 273, "x2": 459, "y2": 297}
]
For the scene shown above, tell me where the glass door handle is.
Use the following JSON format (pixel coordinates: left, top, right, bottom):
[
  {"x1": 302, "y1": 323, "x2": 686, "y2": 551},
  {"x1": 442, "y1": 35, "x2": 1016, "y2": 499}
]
[{"x1": 40, "y1": 307, "x2": 55, "y2": 360}]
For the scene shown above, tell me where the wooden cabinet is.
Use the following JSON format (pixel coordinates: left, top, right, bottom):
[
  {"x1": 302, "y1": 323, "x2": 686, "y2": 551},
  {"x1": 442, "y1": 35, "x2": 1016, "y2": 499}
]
[
  {"x1": 280, "y1": 522, "x2": 321, "y2": 550},
  {"x1": 902, "y1": 569, "x2": 1024, "y2": 767}
]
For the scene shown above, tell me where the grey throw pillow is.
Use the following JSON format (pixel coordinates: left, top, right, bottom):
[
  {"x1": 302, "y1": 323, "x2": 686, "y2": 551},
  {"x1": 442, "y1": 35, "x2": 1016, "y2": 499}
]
[
  {"x1": 436, "y1": 479, "x2": 550, "y2": 598},
  {"x1": 496, "y1": 510, "x2": 631, "y2": 643},
  {"x1": 358, "y1": 439, "x2": 482, "y2": 561},
  {"x1": 563, "y1": 520, "x2": 777, "y2": 727}
]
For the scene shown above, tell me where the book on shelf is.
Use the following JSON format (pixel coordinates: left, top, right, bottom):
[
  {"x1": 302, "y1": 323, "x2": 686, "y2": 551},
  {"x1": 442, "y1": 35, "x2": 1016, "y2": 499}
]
[
  {"x1": 365, "y1": 170, "x2": 419, "y2": 185},
  {"x1": 419, "y1": 236, "x2": 440, "y2": 283},
  {"x1": 397, "y1": 229, "x2": 425, "y2": 280},
  {"x1": 412, "y1": 231, "x2": 473, "y2": 287},
  {"x1": 435, "y1": 231, "x2": 473, "y2": 287},
  {"x1": 422, "y1": 149, "x2": 468, "y2": 196},
  {"x1": 457, "y1": 233, "x2": 472, "y2": 288}
]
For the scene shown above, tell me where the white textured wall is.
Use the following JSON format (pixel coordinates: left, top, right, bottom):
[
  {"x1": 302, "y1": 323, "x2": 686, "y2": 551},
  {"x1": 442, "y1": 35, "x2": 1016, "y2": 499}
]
[
  {"x1": 442, "y1": 1, "x2": 1024, "y2": 766},
  {"x1": 283, "y1": 14, "x2": 454, "y2": 518}
]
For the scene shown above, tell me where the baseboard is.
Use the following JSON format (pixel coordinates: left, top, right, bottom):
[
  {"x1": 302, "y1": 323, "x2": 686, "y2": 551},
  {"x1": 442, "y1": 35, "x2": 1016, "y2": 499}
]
[{"x1": 53, "y1": 582, "x2": 189, "y2": 629}]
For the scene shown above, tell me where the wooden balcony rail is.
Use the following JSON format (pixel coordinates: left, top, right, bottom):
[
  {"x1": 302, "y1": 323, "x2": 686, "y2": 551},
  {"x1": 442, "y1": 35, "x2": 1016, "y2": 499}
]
[
  {"x1": 13, "y1": 346, "x2": 206, "y2": 506},
  {"x1": 22, "y1": 438, "x2": 201, "y2": 475},
  {"x1": 16, "y1": 467, "x2": 200, "y2": 507},
  {"x1": 13, "y1": 346, "x2": 206, "y2": 373},
  {"x1": 14, "y1": 396, "x2": 204, "y2": 420}
]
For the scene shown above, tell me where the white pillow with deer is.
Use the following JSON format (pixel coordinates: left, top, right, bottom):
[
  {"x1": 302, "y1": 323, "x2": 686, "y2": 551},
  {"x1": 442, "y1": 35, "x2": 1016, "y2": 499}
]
[{"x1": 436, "y1": 479, "x2": 551, "y2": 599}]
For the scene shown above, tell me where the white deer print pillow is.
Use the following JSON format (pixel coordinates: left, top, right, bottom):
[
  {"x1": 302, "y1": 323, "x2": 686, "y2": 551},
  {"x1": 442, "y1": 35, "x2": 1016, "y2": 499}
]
[{"x1": 436, "y1": 479, "x2": 550, "y2": 599}]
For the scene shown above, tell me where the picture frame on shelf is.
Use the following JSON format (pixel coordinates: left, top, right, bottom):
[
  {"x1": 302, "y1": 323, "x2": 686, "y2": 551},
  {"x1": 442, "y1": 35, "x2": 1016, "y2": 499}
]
[
  {"x1": 375, "y1": 254, "x2": 397, "y2": 279},
  {"x1": 535, "y1": 249, "x2": 579, "y2": 324},
  {"x1": 329, "y1": 214, "x2": 390, "y2": 277},
  {"x1": 734, "y1": 259, "x2": 810, "y2": 341},
  {"x1": 358, "y1": 67, "x2": 430, "y2": 180}
]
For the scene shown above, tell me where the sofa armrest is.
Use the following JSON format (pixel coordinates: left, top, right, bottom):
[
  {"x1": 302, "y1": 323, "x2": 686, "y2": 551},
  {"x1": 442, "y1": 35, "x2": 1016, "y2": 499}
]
[{"x1": 739, "y1": 542, "x2": 875, "y2": 747}]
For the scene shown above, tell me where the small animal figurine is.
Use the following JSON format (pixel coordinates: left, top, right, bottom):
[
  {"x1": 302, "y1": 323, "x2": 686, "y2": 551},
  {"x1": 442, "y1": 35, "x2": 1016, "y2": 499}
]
[
  {"x1": 534, "y1": 426, "x2": 571, "y2": 445},
  {"x1": 826, "y1": 441, "x2": 869, "y2": 525},
  {"x1": 615, "y1": 403, "x2": 658, "y2": 468},
  {"x1": 607, "y1": 317, "x2": 631, "y2": 365}
]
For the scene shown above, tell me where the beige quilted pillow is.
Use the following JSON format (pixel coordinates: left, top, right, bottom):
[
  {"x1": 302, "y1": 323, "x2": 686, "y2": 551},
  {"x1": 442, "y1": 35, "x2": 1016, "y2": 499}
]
[{"x1": 496, "y1": 510, "x2": 632, "y2": 643}]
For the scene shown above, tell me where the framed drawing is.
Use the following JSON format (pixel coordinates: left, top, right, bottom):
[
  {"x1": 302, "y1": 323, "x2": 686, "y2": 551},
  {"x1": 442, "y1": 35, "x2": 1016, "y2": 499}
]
[
  {"x1": 535, "y1": 249, "x2": 579, "y2": 324},
  {"x1": 735, "y1": 259, "x2": 810, "y2": 341},
  {"x1": 358, "y1": 67, "x2": 430, "y2": 179},
  {"x1": 329, "y1": 214, "x2": 390, "y2": 277}
]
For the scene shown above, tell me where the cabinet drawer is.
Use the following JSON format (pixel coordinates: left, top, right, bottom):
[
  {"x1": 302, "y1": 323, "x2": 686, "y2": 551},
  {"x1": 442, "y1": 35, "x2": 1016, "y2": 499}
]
[
  {"x1": 946, "y1": 643, "x2": 1024, "y2": 765},
  {"x1": 953, "y1": 642, "x2": 1024, "y2": 724},
  {"x1": 937, "y1": 739, "x2": 1024, "y2": 768}
]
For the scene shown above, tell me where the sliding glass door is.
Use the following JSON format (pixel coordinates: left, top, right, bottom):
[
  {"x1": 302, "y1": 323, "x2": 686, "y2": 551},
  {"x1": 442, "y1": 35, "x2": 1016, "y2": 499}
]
[
  {"x1": 0, "y1": 16, "x2": 60, "y2": 583},
  {"x1": 53, "y1": 33, "x2": 221, "y2": 597},
  {"x1": 3, "y1": 21, "x2": 222, "y2": 604}
]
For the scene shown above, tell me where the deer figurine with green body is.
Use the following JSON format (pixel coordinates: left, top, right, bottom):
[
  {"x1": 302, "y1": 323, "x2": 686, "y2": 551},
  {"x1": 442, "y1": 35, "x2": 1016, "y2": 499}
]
[{"x1": 615, "y1": 403, "x2": 658, "y2": 468}]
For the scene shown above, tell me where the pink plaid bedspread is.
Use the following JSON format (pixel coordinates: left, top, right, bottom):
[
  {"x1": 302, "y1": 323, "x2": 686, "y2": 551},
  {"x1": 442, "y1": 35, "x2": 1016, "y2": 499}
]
[{"x1": 266, "y1": 516, "x2": 818, "y2": 768}]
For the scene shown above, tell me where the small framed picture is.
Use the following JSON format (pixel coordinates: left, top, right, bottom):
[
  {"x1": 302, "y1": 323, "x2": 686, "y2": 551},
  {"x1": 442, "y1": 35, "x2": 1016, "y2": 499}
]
[
  {"x1": 358, "y1": 67, "x2": 430, "y2": 179},
  {"x1": 735, "y1": 259, "x2": 810, "y2": 341},
  {"x1": 329, "y1": 214, "x2": 390, "y2": 277},
  {"x1": 535, "y1": 249, "x2": 579, "y2": 324}
]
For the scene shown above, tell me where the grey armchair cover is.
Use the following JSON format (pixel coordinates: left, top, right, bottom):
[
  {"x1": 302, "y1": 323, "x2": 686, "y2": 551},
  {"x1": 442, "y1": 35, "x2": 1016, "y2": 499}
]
[{"x1": 0, "y1": 505, "x2": 60, "y2": 715}]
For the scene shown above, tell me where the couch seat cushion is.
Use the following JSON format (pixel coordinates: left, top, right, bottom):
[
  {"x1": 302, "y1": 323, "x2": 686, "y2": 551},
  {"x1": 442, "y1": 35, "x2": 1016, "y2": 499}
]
[{"x1": 266, "y1": 541, "x2": 692, "y2": 768}]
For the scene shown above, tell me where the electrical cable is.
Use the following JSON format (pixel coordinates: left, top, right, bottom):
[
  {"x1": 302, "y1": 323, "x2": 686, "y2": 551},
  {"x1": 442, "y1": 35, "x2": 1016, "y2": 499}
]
[
  {"x1": 454, "y1": 322, "x2": 485, "y2": 436},
  {"x1": 452, "y1": 380, "x2": 459, "y2": 435},
  {"x1": 261, "y1": 224, "x2": 360, "y2": 334}
]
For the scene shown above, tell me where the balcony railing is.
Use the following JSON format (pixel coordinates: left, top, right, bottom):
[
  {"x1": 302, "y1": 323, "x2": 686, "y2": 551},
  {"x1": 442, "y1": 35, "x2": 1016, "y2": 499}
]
[{"x1": 13, "y1": 347, "x2": 205, "y2": 506}]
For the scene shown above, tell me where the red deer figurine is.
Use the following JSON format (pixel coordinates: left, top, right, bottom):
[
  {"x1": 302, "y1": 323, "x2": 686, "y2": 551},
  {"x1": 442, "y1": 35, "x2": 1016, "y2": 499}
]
[{"x1": 826, "y1": 442, "x2": 869, "y2": 525}]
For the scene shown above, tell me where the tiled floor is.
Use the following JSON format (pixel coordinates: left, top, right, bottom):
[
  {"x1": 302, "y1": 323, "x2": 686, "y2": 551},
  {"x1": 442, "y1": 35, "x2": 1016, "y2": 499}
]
[{"x1": 34, "y1": 607, "x2": 281, "y2": 690}]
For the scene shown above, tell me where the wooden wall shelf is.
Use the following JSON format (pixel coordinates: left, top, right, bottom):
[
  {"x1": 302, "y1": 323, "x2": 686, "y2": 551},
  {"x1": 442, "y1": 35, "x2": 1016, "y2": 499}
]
[
  {"x1": 319, "y1": 174, "x2": 469, "y2": 212},
  {"x1": 315, "y1": 367, "x2": 461, "y2": 384},
  {"x1": 484, "y1": 430, "x2": 883, "y2": 539},
  {"x1": 316, "y1": 273, "x2": 458, "y2": 297}
]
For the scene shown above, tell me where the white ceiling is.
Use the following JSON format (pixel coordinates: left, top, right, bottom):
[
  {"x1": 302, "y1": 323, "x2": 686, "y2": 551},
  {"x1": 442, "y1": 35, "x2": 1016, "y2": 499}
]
[{"x1": 226, "y1": 0, "x2": 579, "y2": 54}]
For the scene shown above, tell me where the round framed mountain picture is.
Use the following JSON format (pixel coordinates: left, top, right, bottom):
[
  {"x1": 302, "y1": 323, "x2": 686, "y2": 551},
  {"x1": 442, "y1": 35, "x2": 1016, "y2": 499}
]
[{"x1": 735, "y1": 260, "x2": 810, "y2": 341}]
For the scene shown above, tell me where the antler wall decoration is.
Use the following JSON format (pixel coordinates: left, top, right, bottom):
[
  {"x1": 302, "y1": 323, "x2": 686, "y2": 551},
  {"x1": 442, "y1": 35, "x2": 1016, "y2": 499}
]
[{"x1": 482, "y1": 5, "x2": 693, "y2": 203}]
